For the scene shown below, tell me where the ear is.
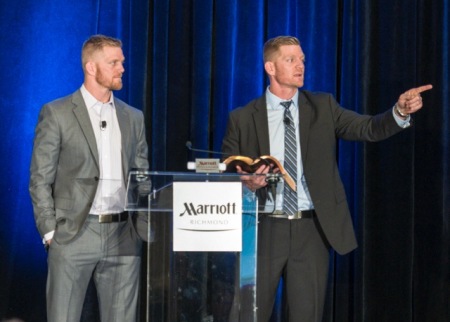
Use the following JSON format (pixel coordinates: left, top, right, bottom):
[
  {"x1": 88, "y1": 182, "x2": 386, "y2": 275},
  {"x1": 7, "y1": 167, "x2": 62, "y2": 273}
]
[
  {"x1": 85, "y1": 61, "x2": 96, "y2": 76},
  {"x1": 264, "y1": 61, "x2": 275, "y2": 76}
]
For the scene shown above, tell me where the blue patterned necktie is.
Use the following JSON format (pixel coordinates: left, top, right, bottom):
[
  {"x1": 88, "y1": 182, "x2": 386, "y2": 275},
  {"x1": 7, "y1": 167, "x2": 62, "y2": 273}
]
[{"x1": 281, "y1": 100, "x2": 298, "y2": 215}]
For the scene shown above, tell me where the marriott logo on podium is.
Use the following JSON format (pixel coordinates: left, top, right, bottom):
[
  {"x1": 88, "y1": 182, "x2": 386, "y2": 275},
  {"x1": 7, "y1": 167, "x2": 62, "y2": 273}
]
[{"x1": 179, "y1": 202, "x2": 238, "y2": 217}]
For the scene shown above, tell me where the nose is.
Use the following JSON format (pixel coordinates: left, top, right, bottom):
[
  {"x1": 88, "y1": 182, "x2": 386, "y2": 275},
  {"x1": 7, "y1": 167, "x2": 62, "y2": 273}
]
[{"x1": 117, "y1": 62, "x2": 125, "y2": 73}]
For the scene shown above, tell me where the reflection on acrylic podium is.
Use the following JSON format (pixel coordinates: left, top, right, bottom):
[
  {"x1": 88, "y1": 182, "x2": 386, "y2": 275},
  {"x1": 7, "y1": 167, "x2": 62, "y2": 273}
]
[{"x1": 126, "y1": 171, "x2": 264, "y2": 322}]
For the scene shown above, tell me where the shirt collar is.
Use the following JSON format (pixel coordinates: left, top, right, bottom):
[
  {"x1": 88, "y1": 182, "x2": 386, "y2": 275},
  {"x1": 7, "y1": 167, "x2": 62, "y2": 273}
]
[
  {"x1": 80, "y1": 84, "x2": 115, "y2": 110},
  {"x1": 265, "y1": 86, "x2": 299, "y2": 110}
]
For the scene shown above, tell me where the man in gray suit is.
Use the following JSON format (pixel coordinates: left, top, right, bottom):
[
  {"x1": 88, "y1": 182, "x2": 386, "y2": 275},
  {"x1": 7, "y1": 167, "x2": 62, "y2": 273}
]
[
  {"x1": 29, "y1": 35, "x2": 149, "y2": 322},
  {"x1": 221, "y1": 35, "x2": 432, "y2": 321}
]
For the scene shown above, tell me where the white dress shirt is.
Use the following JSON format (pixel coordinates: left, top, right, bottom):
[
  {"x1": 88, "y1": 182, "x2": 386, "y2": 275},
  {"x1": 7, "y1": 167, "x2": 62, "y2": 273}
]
[{"x1": 81, "y1": 85, "x2": 125, "y2": 215}]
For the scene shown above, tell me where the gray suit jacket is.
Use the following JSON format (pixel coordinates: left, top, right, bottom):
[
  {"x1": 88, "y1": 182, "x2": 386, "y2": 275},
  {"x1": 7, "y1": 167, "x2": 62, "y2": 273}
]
[
  {"x1": 29, "y1": 89, "x2": 149, "y2": 244},
  {"x1": 222, "y1": 90, "x2": 405, "y2": 255}
]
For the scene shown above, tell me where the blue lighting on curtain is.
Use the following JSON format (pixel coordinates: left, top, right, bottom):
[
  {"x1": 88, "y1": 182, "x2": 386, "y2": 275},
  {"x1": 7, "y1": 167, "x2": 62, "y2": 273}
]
[
  {"x1": 1, "y1": 0, "x2": 448, "y2": 320},
  {"x1": 0, "y1": 0, "x2": 149, "y2": 319}
]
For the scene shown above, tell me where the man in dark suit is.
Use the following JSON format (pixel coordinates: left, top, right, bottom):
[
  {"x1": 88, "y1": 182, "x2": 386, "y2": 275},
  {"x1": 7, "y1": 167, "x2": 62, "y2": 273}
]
[
  {"x1": 29, "y1": 35, "x2": 149, "y2": 322},
  {"x1": 221, "y1": 35, "x2": 432, "y2": 321}
]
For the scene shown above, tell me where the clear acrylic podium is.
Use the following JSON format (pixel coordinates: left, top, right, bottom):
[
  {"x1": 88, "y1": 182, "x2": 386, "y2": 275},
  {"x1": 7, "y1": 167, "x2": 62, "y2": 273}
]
[{"x1": 125, "y1": 170, "x2": 264, "y2": 322}]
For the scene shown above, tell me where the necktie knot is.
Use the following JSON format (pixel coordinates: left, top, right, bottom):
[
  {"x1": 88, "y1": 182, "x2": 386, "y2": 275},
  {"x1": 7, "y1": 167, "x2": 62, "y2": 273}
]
[
  {"x1": 281, "y1": 100, "x2": 294, "y2": 126},
  {"x1": 280, "y1": 100, "x2": 293, "y2": 109}
]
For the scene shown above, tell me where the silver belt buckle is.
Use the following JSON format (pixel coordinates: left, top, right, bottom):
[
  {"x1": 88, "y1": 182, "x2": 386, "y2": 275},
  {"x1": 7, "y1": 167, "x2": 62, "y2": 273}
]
[
  {"x1": 288, "y1": 212, "x2": 301, "y2": 220},
  {"x1": 98, "y1": 214, "x2": 112, "y2": 223},
  {"x1": 270, "y1": 210, "x2": 290, "y2": 219},
  {"x1": 268, "y1": 210, "x2": 314, "y2": 220},
  {"x1": 272, "y1": 210, "x2": 301, "y2": 219}
]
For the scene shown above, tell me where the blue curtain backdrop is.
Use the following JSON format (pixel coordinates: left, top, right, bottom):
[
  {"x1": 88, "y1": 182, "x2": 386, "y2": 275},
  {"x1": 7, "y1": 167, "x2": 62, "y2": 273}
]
[
  {"x1": 0, "y1": 0, "x2": 448, "y2": 321},
  {"x1": 0, "y1": 0, "x2": 150, "y2": 320}
]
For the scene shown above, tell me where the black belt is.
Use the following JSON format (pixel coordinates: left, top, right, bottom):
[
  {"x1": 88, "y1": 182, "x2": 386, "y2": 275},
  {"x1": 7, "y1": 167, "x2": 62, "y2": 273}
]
[
  {"x1": 91, "y1": 211, "x2": 129, "y2": 223},
  {"x1": 267, "y1": 210, "x2": 316, "y2": 220}
]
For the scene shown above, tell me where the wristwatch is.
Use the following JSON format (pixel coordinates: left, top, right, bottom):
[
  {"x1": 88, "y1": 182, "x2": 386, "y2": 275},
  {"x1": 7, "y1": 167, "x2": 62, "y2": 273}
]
[{"x1": 395, "y1": 104, "x2": 409, "y2": 118}]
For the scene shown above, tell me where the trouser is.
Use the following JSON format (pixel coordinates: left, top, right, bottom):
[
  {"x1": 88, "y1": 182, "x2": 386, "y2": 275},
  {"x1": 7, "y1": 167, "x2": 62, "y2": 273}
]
[
  {"x1": 256, "y1": 216, "x2": 330, "y2": 322},
  {"x1": 46, "y1": 215, "x2": 142, "y2": 322}
]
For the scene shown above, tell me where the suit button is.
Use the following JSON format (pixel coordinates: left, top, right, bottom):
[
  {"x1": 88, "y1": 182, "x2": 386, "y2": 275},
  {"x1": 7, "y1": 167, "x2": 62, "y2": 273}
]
[{"x1": 94, "y1": 176, "x2": 99, "y2": 181}]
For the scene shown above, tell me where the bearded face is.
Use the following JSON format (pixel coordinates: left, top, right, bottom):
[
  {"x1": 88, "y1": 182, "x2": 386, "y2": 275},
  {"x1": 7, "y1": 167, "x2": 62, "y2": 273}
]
[{"x1": 93, "y1": 46, "x2": 125, "y2": 91}]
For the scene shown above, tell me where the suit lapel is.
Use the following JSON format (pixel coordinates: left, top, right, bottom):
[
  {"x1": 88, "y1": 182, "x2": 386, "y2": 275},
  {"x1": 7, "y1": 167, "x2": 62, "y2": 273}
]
[
  {"x1": 298, "y1": 91, "x2": 311, "y2": 163},
  {"x1": 72, "y1": 91, "x2": 100, "y2": 169},
  {"x1": 114, "y1": 99, "x2": 131, "y2": 178},
  {"x1": 252, "y1": 96, "x2": 271, "y2": 156}
]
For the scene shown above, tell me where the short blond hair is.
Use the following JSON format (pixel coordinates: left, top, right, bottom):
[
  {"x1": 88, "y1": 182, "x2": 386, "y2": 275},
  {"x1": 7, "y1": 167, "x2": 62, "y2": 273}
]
[
  {"x1": 263, "y1": 36, "x2": 300, "y2": 62},
  {"x1": 81, "y1": 35, "x2": 122, "y2": 70}
]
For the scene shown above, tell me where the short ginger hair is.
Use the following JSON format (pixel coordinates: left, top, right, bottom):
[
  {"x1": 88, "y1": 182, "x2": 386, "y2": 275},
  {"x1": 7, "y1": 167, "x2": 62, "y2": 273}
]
[{"x1": 263, "y1": 36, "x2": 300, "y2": 62}]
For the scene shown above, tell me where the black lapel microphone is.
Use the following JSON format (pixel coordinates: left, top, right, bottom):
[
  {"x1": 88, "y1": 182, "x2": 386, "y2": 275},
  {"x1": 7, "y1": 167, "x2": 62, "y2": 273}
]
[{"x1": 100, "y1": 120, "x2": 107, "y2": 130}]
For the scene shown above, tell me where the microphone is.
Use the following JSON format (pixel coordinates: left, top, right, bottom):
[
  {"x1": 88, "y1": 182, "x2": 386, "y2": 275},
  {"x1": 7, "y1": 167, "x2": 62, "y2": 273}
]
[
  {"x1": 283, "y1": 117, "x2": 290, "y2": 126},
  {"x1": 100, "y1": 120, "x2": 107, "y2": 130},
  {"x1": 185, "y1": 141, "x2": 230, "y2": 157},
  {"x1": 185, "y1": 141, "x2": 229, "y2": 172}
]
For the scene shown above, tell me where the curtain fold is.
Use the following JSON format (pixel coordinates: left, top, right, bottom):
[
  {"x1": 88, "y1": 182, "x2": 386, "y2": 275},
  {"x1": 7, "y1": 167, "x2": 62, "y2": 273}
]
[
  {"x1": 146, "y1": 0, "x2": 449, "y2": 321},
  {"x1": 0, "y1": 0, "x2": 448, "y2": 321},
  {"x1": 0, "y1": 0, "x2": 150, "y2": 320}
]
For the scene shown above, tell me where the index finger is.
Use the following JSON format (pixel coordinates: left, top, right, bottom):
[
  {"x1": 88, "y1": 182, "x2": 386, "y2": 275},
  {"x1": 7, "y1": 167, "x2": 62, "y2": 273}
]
[{"x1": 414, "y1": 84, "x2": 433, "y2": 94}]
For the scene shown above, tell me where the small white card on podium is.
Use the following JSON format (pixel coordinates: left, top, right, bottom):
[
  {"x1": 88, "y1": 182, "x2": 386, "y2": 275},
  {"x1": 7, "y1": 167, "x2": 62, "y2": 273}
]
[
  {"x1": 195, "y1": 158, "x2": 221, "y2": 173},
  {"x1": 173, "y1": 182, "x2": 242, "y2": 252}
]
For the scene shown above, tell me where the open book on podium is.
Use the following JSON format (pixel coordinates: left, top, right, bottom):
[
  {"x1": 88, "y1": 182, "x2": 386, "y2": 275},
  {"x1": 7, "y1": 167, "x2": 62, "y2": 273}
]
[{"x1": 223, "y1": 155, "x2": 296, "y2": 191}]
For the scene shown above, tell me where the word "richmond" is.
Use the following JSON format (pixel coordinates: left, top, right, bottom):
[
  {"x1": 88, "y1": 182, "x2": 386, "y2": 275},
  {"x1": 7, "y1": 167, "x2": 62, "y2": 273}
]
[{"x1": 179, "y1": 202, "x2": 237, "y2": 217}]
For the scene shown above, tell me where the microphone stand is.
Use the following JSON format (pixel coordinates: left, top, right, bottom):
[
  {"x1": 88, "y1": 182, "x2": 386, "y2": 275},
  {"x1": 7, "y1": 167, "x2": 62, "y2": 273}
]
[
  {"x1": 185, "y1": 141, "x2": 230, "y2": 157},
  {"x1": 185, "y1": 141, "x2": 229, "y2": 171},
  {"x1": 265, "y1": 172, "x2": 280, "y2": 213}
]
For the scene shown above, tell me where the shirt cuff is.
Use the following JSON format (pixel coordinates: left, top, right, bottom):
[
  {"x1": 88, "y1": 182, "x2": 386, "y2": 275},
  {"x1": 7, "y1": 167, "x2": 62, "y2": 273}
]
[
  {"x1": 242, "y1": 186, "x2": 256, "y2": 202},
  {"x1": 392, "y1": 106, "x2": 411, "y2": 128},
  {"x1": 43, "y1": 230, "x2": 55, "y2": 244}
]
